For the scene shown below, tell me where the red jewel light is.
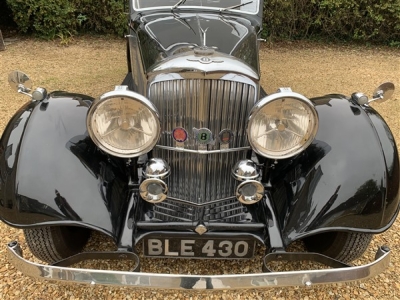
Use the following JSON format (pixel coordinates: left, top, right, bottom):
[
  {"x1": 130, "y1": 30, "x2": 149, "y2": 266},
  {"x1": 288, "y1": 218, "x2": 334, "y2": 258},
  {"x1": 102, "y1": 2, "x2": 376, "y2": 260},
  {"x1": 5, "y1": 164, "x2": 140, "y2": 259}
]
[
  {"x1": 172, "y1": 127, "x2": 188, "y2": 142},
  {"x1": 219, "y1": 129, "x2": 233, "y2": 144}
]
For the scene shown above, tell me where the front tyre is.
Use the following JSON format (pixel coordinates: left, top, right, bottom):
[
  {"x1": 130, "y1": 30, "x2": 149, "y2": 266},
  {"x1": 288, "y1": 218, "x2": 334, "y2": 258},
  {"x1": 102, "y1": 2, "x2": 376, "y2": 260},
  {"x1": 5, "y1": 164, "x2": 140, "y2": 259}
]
[
  {"x1": 24, "y1": 226, "x2": 91, "y2": 263},
  {"x1": 303, "y1": 231, "x2": 373, "y2": 263}
]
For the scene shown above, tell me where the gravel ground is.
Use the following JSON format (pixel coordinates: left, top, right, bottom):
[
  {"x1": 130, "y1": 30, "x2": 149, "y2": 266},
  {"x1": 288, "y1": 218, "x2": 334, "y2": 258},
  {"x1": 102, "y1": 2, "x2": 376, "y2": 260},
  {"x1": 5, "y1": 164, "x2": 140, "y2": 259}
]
[{"x1": 0, "y1": 37, "x2": 399, "y2": 299}]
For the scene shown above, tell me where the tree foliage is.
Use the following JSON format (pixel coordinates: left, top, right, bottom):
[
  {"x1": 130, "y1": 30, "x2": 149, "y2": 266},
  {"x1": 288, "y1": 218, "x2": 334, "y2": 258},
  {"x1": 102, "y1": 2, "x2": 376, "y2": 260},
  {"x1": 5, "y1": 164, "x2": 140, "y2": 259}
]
[
  {"x1": 263, "y1": 0, "x2": 400, "y2": 42},
  {"x1": 5, "y1": 0, "x2": 126, "y2": 39},
  {"x1": 4, "y1": 0, "x2": 400, "y2": 43}
]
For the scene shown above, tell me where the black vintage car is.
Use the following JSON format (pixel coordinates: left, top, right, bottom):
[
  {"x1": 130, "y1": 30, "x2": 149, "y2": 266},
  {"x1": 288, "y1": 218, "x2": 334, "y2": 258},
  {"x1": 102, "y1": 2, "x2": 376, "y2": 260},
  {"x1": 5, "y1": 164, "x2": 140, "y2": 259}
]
[{"x1": 1, "y1": 0, "x2": 399, "y2": 290}]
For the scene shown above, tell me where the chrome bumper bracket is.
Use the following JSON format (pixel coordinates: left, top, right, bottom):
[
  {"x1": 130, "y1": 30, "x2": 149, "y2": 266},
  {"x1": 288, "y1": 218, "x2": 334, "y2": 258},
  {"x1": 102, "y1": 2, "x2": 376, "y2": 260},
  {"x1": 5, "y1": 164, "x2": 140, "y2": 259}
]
[{"x1": 7, "y1": 241, "x2": 390, "y2": 290}]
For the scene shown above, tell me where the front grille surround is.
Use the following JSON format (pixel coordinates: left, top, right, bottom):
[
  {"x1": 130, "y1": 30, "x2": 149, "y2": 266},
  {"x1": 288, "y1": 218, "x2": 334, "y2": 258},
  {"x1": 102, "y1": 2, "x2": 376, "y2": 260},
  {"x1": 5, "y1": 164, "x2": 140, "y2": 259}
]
[{"x1": 149, "y1": 74, "x2": 258, "y2": 205}]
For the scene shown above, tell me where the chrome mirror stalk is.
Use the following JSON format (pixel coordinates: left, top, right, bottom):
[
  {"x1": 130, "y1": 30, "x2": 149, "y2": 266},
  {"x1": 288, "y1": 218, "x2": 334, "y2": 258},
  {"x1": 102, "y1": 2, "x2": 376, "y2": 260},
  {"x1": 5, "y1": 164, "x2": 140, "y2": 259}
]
[{"x1": 8, "y1": 70, "x2": 47, "y2": 101}]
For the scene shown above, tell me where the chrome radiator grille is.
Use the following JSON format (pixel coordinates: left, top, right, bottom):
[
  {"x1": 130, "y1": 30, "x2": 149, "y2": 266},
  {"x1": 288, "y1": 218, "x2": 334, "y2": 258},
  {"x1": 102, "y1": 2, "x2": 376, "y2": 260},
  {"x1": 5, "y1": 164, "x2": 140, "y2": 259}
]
[
  {"x1": 153, "y1": 199, "x2": 252, "y2": 222},
  {"x1": 149, "y1": 76, "x2": 257, "y2": 205}
]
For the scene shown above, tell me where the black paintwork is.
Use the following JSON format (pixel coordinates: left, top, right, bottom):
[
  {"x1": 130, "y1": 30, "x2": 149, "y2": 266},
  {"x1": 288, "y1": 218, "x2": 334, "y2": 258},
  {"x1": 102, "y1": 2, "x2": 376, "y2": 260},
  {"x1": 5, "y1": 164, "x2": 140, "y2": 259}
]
[
  {"x1": 0, "y1": 92, "x2": 130, "y2": 240},
  {"x1": 270, "y1": 96, "x2": 399, "y2": 244},
  {"x1": 0, "y1": 90, "x2": 398, "y2": 248}
]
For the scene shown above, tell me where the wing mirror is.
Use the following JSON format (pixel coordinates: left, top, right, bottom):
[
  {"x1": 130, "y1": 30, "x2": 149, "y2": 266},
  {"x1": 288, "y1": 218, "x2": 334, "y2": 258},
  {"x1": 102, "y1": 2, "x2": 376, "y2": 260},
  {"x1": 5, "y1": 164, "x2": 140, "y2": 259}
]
[
  {"x1": 371, "y1": 82, "x2": 395, "y2": 103},
  {"x1": 8, "y1": 70, "x2": 47, "y2": 101},
  {"x1": 351, "y1": 82, "x2": 395, "y2": 105}
]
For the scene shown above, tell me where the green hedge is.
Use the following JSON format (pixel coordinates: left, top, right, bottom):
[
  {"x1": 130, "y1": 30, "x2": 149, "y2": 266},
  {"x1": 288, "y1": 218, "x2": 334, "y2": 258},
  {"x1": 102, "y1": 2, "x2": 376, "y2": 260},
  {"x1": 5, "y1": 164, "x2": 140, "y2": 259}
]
[
  {"x1": 5, "y1": 0, "x2": 126, "y2": 39},
  {"x1": 263, "y1": 0, "x2": 400, "y2": 42},
  {"x1": 5, "y1": 0, "x2": 400, "y2": 43}
]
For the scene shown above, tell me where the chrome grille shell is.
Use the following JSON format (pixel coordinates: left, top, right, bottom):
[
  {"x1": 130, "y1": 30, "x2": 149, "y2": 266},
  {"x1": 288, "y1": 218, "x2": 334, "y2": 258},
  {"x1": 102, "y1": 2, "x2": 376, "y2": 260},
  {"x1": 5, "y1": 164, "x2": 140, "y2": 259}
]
[{"x1": 149, "y1": 74, "x2": 258, "y2": 205}]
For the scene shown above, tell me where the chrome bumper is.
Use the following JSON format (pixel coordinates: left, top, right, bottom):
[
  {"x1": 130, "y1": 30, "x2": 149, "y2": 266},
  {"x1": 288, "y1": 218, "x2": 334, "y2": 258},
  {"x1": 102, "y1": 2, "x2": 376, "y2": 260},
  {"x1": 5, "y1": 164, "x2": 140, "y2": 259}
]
[{"x1": 7, "y1": 241, "x2": 390, "y2": 290}]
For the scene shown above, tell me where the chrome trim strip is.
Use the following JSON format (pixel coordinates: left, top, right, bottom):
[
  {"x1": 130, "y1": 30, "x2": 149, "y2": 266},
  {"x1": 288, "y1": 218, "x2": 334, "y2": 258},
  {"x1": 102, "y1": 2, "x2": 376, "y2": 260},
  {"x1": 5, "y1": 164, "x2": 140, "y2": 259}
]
[
  {"x1": 150, "y1": 54, "x2": 259, "y2": 80},
  {"x1": 149, "y1": 72, "x2": 256, "y2": 82},
  {"x1": 7, "y1": 242, "x2": 390, "y2": 290},
  {"x1": 155, "y1": 145, "x2": 250, "y2": 154}
]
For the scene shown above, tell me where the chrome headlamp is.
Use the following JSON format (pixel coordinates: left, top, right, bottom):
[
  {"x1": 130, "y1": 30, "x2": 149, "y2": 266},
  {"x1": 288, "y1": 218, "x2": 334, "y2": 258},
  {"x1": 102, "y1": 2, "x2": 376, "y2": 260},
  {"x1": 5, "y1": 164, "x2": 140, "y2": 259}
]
[
  {"x1": 247, "y1": 90, "x2": 319, "y2": 159},
  {"x1": 87, "y1": 86, "x2": 161, "y2": 158},
  {"x1": 140, "y1": 178, "x2": 168, "y2": 203},
  {"x1": 236, "y1": 180, "x2": 264, "y2": 205}
]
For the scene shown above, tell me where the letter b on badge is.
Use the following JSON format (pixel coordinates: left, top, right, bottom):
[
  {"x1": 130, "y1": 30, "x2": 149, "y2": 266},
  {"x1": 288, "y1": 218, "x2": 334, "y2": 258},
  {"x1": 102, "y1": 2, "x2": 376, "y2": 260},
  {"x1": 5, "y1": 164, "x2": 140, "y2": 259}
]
[{"x1": 148, "y1": 239, "x2": 162, "y2": 255}]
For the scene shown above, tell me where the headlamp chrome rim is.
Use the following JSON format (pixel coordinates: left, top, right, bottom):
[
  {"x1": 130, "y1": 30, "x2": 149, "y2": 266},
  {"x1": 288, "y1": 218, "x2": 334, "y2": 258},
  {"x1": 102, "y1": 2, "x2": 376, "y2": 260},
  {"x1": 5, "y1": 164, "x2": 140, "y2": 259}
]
[
  {"x1": 247, "y1": 91, "x2": 319, "y2": 160},
  {"x1": 139, "y1": 178, "x2": 168, "y2": 203},
  {"x1": 236, "y1": 180, "x2": 264, "y2": 204},
  {"x1": 87, "y1": 89, "x2": 161, "y2": 158}
]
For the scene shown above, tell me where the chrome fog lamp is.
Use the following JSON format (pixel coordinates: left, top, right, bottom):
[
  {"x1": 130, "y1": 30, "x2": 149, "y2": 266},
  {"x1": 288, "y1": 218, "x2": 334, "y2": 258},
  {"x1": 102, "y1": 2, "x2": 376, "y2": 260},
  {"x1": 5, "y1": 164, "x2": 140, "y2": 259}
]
[
  {"x1": 87, "y1": 86, "x2": 161, "y2": 158},
  {"x1": 143, "y1": 158, "x2": 170, "y2": 179},
  {"x1": 232, "y1": 160, "x2": 260, "y2": 181},
  {"x1": 236, "y1": 180, "x2": 264, "y2": 204},
  {"x1": 247, "y1": 90, "x2": 319, "y2": 159},
  {"x1": 139, "y1": 178, "x2": 168, "y2": 203}
]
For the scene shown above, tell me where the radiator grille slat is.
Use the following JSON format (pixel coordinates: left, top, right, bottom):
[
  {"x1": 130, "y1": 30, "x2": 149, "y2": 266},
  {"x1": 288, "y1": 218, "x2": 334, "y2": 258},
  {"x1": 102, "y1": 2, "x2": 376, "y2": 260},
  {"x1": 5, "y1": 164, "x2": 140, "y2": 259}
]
[
  {"x1": 153, "y1": 199, "x2": 252, "y2": 222},
  {"x1": 150, "y1": 77, "x2": 256, "y2": 205}
]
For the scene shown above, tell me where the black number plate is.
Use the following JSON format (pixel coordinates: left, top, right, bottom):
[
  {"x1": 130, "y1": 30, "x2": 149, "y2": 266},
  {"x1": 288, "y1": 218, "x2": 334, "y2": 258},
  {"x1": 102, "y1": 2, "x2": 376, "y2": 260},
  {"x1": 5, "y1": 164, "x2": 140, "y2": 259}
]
[{"x1": 143, "y1": 237, "x2": 255, "y2": 259}]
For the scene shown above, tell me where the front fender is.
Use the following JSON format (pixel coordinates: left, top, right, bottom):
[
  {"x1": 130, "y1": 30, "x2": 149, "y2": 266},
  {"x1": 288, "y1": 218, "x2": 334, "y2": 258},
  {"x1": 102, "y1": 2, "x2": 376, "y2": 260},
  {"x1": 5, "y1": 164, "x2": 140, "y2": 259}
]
[
  {"x1": 270, "y1": 95, "x2": 400, "y2": 245},
  {"x1": 0, "y1": 93, "x2": 129, "y2": 239}
]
